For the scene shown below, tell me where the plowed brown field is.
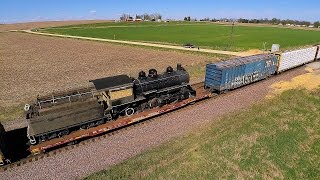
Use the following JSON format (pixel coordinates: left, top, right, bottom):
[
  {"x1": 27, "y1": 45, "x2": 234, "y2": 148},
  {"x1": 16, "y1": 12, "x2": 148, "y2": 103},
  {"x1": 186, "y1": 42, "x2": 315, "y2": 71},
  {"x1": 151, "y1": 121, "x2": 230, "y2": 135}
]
[
  {"x1": 0, "y1": 20, "x2": 110, "y2": 32},
  {"x1": 0, "y1": 32, "x2": 216, "y2": 107}
]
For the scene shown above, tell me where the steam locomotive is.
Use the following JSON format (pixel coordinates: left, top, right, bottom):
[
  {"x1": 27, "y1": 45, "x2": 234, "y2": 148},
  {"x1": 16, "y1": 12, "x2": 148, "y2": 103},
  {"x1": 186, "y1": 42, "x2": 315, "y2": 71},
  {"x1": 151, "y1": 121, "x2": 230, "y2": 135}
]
[{"x1": 25, "y1": 64, "x2": 195, "y2": 145}]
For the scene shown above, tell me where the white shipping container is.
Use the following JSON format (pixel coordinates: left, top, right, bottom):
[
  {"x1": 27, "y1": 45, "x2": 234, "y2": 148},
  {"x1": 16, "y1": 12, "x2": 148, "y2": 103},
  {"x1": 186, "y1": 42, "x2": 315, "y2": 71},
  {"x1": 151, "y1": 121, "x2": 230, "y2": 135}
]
[{"x1": 278, "y1": 47, "x2": 317, "y2": 72}]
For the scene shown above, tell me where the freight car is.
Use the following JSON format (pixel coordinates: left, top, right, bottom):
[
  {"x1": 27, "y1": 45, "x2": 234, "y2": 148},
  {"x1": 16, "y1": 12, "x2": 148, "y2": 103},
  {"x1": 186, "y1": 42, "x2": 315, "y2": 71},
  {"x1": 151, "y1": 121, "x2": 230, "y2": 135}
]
[
  {"x1": 205, "y1": 54, "x2": 278, "y2": 93},
  {"x1": 25, "y1": 64, "x2": 195, "y2": 145},
  {"x1": 276, "y1": 46, "x2": 318, "y2": 72},
  {"x1": 205, "y1": 45, "x2": 320, "y2": 93}
]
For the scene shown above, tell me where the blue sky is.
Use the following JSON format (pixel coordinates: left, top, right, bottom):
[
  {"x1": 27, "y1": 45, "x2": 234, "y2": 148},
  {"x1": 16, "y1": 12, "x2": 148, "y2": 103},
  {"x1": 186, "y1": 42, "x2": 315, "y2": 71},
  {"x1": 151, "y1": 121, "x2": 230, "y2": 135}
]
[{"x1": 1, "y1": 0, "x2": 319, "y2": 23}]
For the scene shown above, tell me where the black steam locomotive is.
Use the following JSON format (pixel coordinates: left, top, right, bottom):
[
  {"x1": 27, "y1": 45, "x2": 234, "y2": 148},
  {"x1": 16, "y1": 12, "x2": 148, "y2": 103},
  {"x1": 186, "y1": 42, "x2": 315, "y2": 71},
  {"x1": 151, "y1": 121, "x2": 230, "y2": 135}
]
[
  {"x1": 25, "y1": 64, "x2": 195, "y2": 144},
  {"x1": 94, "y1": 64, "x2": 196, "y2": 119}
]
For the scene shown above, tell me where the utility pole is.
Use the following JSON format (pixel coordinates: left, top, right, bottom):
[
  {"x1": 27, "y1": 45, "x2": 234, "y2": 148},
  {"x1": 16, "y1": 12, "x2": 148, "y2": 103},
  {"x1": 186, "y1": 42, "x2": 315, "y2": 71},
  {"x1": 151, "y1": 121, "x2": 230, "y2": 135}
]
[
  {"x1": 263, "y1": 42, "x2": 267, "y2": 52},
  {"x1": 229, "y1": 20, "x2": 235, "y2": 50}
]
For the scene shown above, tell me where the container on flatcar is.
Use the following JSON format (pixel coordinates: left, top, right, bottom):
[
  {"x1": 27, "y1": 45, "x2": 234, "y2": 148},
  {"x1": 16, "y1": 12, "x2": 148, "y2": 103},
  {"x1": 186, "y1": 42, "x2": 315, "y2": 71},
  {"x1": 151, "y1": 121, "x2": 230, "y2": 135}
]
[
  {"x1": 277, "y1": 46, "x2": 318, "y2": 72},
  {"x1": 205, "y1": 54, "x2": 278, "y2": 92}
]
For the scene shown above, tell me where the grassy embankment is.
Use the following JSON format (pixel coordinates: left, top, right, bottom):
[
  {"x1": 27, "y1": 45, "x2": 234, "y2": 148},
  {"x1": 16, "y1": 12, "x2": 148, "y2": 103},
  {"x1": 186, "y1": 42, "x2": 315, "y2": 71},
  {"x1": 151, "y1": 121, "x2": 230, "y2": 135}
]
[
  {"x1": 42, "y1": 22, "x2": 320, "y2": 51},
  {"x1": 87, "y1": 88, "x2": 320, "y2": 179}
]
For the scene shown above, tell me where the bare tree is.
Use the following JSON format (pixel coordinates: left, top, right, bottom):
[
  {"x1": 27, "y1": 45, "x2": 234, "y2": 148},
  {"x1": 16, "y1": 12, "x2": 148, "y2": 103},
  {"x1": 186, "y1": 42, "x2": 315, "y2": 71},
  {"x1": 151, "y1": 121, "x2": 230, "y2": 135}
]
[
  {"x1": 143, "y1": 13, "x2": 150, "y2": 21},
  {"x1": 120, "y1": 14, "x2": 130, "y2": 21},
  {"x1": 153, "y1": 13, "x2": 162, "y2": 20}
]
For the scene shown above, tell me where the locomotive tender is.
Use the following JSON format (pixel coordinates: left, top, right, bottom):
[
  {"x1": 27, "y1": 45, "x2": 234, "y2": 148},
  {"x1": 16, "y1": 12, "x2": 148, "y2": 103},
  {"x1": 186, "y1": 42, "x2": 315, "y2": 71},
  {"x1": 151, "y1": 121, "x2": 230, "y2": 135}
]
[{"x1": 25, "y1": 64, "x2": 195, "y2": 145}]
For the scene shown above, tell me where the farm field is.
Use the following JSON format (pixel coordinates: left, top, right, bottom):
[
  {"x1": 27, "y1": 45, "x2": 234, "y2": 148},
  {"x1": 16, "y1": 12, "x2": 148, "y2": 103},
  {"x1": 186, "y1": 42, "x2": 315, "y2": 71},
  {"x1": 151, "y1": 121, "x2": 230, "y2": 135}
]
[
  {"x1": 0, "y1": 20, "x2": 111, "y2": 32},
  {"x1": 42, "y1": 22, "x2": 320, "y2": 51},
  {"x1": 87, "y1": 88, "x2": 320, "y2": 179}
]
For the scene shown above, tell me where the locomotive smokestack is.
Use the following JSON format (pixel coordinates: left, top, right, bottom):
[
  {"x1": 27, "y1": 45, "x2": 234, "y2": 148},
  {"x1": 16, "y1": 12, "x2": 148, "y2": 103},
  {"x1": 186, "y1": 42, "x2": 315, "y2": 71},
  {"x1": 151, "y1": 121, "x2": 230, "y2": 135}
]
[
  {"x1": 148, "y1": 69, "x2": 158, "y2": 78},
  {"x1": 166, "y1": 66, "x2": 173, "y2": 73},
  {"x1": 177, "y1": 64, "x2": 184, "y2": 71},
  {"x1": 138, "y1": 71, "x2": 146, "y2": 79}
]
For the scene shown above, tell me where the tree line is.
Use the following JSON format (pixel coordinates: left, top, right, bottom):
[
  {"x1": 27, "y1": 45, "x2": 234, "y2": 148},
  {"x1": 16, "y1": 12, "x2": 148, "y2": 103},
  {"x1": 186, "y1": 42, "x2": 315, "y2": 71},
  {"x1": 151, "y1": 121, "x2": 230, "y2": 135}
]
[
  {"x1": 237, "y1": 18, "x2": 318, "y2": 27},
  {"x1": 184, "y1": 17, "x2": 319, "y2": 28}
]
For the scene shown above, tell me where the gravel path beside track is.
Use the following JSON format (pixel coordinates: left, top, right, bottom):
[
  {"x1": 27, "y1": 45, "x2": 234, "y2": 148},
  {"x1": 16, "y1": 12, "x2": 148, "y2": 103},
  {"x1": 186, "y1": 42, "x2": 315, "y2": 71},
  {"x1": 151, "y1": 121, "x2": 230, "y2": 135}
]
[
  {"x1": 0, "y1": 66, "x2": 307, "y2": 180},
  {"x1": 23, "y1": 30, "x2": 245, "y2": 56}
]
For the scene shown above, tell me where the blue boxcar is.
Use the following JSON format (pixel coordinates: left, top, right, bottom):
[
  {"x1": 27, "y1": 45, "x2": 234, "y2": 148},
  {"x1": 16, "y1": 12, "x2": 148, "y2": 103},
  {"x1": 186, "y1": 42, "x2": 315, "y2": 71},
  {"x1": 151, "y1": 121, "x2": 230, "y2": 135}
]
[{"x1": 205, "y1": 54, "x2": 278, "y2": 92}]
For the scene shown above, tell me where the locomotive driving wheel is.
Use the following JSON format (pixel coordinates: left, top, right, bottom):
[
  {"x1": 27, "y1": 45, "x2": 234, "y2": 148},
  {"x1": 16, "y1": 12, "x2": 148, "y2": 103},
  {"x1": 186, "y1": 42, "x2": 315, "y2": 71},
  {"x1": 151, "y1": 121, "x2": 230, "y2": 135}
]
[
  {"x1": 180, "y1": 88, "x2": 191, "y2": 100},
  {"x1": 148, "y1": 98, "x2": 161, "y2": 108},
  {"x1": 182, "y1": 91, "x2": 191, "y2": 100},
  {"x1": 125, "y1": 108, "x2": 135, "y2": 116},
  {"x1": 58, "y1": 129, "x2": 69, "y2": 138}
]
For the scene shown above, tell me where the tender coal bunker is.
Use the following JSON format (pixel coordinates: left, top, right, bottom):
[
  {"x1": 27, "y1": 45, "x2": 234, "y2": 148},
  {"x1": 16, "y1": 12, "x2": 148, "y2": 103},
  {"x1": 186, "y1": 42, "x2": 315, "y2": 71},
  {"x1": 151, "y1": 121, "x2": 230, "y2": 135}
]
[
  {"x1": 2, "y1": 127, "x2": 30, "y2": 162},
  {"x1": 90, "y1": 75, "x2": 133, "y2": 90}
]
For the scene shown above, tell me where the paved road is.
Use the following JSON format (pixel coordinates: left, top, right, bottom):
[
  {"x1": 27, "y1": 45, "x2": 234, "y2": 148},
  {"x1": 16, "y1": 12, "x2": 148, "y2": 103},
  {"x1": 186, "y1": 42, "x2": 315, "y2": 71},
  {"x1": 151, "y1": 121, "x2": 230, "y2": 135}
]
[{"x1": 22, "y1": 30, "x2": 246, "y2": 57}]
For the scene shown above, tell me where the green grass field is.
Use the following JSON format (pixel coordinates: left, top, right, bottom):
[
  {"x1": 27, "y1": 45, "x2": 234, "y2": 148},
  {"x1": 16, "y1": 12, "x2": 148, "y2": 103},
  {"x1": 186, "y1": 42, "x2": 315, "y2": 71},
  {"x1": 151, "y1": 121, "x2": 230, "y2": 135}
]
[
  {"x1": 42, "y1": 22, "x2": 320, "y2": 51},
  {"x1": 86, "y1": 88, "x2": 320, "y2": 179}
]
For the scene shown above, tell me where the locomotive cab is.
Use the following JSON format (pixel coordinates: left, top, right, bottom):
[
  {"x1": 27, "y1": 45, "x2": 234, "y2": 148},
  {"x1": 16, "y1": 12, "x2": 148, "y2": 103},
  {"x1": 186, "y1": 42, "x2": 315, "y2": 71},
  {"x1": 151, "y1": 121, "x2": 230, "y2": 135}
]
[{"x1": 90, "y1": 75, "x2": 135, "y2": 118}]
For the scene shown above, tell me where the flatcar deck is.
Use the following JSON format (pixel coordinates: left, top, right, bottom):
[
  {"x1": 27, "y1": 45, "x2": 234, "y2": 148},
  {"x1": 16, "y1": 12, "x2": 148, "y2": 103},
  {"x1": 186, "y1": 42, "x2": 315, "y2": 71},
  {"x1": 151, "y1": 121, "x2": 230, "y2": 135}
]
[{"x1": 29, "y1": 82, "x2": 211, "y2": 154}]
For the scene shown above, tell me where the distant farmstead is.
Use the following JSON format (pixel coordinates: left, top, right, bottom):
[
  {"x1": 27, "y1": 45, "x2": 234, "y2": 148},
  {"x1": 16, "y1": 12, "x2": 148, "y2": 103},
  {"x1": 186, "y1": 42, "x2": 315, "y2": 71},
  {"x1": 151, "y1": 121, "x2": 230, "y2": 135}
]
[{"x1": 126, "y1": 16, "x2": 133, "y2": 22}]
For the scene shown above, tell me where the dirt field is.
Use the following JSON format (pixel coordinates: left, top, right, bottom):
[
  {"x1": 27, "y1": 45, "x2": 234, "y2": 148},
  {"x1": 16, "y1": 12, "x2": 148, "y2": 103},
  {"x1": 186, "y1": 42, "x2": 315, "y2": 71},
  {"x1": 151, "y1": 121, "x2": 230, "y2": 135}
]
[
  {"x1": 0, "y1": 32, "x2": 215, "y2": 108},
  {"x1": 0, "y1": 20, "x2": 111, "y2": 32}
]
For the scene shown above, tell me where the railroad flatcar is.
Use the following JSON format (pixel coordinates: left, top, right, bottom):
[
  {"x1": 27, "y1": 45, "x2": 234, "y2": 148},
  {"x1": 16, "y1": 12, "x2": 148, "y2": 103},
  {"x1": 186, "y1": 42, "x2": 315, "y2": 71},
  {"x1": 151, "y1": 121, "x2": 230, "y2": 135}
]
[
  {"x1": 25, "y1": 64, "x2": 195, "y2": 145},
  {"x1": 204, "y1": 54, "x2": 278, "y2": 93}
]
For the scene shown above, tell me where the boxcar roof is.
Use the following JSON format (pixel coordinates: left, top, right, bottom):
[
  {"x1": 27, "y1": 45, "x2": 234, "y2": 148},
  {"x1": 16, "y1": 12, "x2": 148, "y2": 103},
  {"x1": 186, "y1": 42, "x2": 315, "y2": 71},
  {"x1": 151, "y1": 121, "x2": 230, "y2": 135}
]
[
  {"x1": 209, "y1": 54, "x2": 274, "y2": 69},
  {"x1": 90, "y1": 75, "x2": 133, "y2": 90}
]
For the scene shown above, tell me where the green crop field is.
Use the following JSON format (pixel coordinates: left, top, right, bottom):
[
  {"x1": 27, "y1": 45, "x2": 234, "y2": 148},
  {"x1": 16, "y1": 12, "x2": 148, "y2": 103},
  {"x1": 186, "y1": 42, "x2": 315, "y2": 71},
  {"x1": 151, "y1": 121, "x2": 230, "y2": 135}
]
[
  {"x1": 42, "y1": 22, "x2": 320, "y2": 51},
  {"x1": 86, "y1": 89, "x2": 320, "y2": 179}
]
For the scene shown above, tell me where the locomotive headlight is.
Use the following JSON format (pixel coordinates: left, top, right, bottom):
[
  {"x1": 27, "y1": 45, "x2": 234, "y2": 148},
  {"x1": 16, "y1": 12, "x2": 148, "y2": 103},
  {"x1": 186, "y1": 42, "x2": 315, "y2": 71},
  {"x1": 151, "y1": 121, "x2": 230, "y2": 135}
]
[{"x1": 24, "y1": 104, "x2": 31, "y2": 111}]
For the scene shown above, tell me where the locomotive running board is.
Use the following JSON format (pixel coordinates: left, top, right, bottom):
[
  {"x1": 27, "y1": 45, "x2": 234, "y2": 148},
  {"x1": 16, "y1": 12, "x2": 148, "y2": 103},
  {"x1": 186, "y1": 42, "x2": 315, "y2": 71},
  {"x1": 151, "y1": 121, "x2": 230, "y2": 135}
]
[{"x1": 29, "y1": 83, "x2": 212, "y2": 155}]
